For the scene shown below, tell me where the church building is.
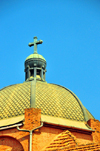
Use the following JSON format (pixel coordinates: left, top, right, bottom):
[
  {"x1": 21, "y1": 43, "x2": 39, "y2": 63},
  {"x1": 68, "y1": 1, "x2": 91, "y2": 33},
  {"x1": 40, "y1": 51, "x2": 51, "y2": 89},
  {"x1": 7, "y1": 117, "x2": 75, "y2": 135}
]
[{"x1": 0, "y1": 37, "x2": 100, "y2": 151}]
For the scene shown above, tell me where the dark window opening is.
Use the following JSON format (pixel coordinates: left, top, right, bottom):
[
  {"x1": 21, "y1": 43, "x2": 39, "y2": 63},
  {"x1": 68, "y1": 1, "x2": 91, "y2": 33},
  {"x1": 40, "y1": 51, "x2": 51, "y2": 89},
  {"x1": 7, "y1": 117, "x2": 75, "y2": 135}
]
[
  {"x1": 37, "y1": 69, "x2": 41, "y2": 76},
  {"x1": 30, "y1": 69, "x2": 34, "y2": 77}
]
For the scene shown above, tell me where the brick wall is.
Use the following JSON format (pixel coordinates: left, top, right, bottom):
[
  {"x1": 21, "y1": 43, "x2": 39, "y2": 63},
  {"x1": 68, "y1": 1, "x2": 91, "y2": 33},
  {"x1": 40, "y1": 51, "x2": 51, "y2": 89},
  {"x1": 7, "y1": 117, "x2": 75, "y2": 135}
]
[
  {"x1": 0, "y1": 136, "x2": 24, "y2": 151},
  {"x1": 88, "y1": 119, "x2": 100, "y2": 143},
  {"x1": 0, "y1": 109, "x2": 99, "y2": 151},
  {"x1": 72, "y1": 131, "x2": 93, "y2": 145},
  {"x1": 24, "y1": 108, "x2": 41, "y2": 130},
  {"x1": 0, "y1": 108, "x2": 63, "y2": 151}
]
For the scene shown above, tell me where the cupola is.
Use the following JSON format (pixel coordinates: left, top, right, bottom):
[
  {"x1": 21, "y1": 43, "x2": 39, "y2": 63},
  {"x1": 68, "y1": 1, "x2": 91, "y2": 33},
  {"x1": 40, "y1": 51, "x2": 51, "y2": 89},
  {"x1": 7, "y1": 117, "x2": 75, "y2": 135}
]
[{"x1": 24, "y1": 36, "x2": 46, "y2": 81}]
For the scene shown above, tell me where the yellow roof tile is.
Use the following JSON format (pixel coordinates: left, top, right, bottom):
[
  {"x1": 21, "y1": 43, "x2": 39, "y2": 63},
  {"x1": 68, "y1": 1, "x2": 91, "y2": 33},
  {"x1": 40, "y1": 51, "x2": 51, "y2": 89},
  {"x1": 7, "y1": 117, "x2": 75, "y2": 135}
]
[{"x1": 0, "y1": 81, "x2": 94, "y2": 127}]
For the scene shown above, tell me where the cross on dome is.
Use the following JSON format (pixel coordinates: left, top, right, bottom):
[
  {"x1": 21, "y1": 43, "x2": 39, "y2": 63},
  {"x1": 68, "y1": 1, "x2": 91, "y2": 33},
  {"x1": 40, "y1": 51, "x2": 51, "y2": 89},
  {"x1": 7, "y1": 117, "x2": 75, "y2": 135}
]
[{"x1": 28, "y1": 36, "x2": 43, "y2": 54}]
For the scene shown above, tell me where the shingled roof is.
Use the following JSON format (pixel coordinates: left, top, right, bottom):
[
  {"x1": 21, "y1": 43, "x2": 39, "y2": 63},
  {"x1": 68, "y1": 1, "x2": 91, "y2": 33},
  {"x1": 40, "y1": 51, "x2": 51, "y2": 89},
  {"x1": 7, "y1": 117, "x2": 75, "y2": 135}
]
[{"x1": 43, "y1": 130, "x2": 100, "y2": 151}]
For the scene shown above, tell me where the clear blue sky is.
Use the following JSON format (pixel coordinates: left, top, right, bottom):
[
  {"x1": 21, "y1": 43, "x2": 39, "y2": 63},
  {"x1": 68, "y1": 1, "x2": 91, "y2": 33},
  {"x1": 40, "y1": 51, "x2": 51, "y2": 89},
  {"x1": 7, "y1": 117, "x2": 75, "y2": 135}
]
[{"x1": 0, "y1": 0, "x2": 100, "y2": 120}]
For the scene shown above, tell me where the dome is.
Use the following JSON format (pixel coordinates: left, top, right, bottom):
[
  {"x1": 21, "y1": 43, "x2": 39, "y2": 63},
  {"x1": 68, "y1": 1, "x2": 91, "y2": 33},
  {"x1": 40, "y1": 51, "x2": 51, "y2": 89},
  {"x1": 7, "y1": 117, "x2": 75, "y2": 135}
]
[
  {"x1": 0, "y1": 80, "x2": 94, "y2": 123},
  {"x1": 25, "y1": 53, "x2": 46, "y2": 61},
  {"x1": 0, "y1": 36, "x2": 94, "y2": 129},
  {"x1": 25, "y1": 53, "x2": 46, "y2": 70}
]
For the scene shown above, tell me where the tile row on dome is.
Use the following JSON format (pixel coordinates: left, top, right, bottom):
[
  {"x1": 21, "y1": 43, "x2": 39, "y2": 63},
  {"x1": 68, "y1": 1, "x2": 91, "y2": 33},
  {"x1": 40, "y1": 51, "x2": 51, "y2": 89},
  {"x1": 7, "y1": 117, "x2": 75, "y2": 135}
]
[
  {"x1": 0, "y1": 82, "x2": 31, "y2": 120},
  {"x1": 36, "y1": 81, "x2": 85, "y2": 121}
]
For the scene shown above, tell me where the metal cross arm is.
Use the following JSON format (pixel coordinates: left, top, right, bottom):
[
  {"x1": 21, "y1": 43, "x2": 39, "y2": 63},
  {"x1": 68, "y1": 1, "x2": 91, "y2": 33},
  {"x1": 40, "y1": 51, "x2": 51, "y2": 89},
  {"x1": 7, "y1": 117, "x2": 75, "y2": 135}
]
[
  {"x1": 28, "y1": 40, "x2": 43, "y2": 47},
  {"x1": 28, "y1": 36, "x2": 43, "y2": 54}
]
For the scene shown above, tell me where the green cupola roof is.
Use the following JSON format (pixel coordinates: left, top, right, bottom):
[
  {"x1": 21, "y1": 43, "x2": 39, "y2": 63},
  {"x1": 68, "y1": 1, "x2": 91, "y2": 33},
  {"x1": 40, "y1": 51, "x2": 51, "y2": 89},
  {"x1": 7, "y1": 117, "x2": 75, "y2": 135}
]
[{"x1": 25, "y1": 53, "x2": 46, "y2": 61}]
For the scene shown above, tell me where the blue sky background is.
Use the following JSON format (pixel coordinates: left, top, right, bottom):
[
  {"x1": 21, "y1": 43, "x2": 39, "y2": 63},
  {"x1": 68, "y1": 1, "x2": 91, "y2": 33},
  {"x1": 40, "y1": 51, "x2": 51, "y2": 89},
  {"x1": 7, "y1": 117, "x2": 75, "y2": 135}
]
[{"x1": 0, "y1": 0, "x2": 100, "y2": 120}]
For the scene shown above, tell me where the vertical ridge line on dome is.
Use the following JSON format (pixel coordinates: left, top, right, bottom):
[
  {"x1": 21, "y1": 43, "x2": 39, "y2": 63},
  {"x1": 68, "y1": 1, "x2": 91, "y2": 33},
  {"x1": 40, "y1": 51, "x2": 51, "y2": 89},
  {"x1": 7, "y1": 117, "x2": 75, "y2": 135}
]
[
  {"x1": 85, "y1": 108, "x2": 95, "y2": 119},
  {"x1": 50, "y1": 83, "x2": 90, "y2": 122},
  {"x1": 30, "y1": 80, "x2": 36, "y2": 108}
]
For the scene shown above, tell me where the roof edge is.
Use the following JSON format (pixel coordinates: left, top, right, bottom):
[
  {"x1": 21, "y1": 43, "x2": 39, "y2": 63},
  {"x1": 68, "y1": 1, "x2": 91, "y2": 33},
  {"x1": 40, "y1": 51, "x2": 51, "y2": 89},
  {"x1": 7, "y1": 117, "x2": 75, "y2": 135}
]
[{"x1": 50, "y1": 83, "x2": 92, "y2": 121}]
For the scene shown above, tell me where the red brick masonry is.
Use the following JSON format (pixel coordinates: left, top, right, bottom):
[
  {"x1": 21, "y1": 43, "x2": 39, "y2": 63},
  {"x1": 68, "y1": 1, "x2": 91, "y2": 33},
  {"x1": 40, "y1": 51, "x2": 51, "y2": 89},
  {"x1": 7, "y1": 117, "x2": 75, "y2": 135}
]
[{"x1": 0, "y1": 108, "x2": 100, "y2": 151}]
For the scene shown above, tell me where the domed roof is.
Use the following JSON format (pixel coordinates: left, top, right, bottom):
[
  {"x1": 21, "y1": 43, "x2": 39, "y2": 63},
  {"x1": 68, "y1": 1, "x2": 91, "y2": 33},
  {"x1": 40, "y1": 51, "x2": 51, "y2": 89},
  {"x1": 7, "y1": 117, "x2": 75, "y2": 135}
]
[
  {"x1": 25, "y1": 53, "x2": 46, "y2": 61},
  {"x1": 0, "y1": 36, "x2": 94, "y2": 129},
  {"x1": 0, "y1": 81, "x2": 94, "y2": 123}
]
